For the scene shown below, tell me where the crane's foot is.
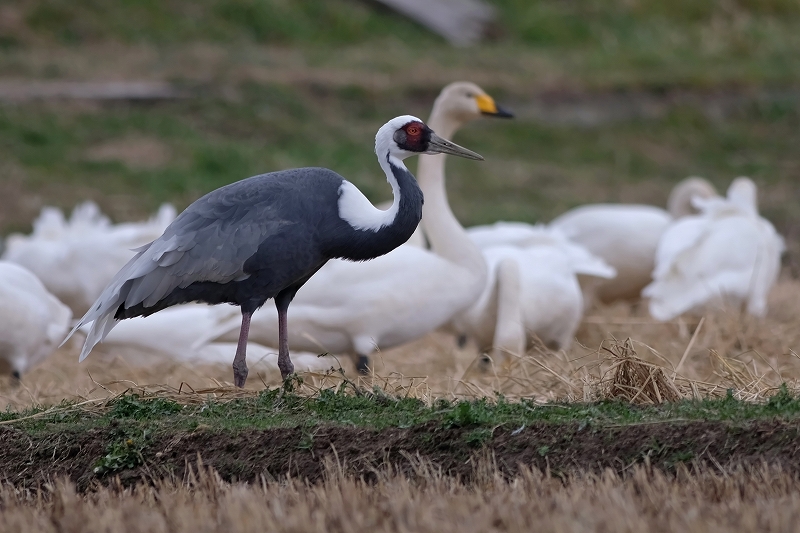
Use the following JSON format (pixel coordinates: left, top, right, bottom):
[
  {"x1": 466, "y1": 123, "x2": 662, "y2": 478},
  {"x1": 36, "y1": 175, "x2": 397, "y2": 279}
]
[
  {"x1": 232, "y1": 360, "x2": 249, "y2": 388},
  {"x1": 278, "y1": 357, "x2": 295, "y2": 381},
  {"x1": 356, "y1": 355, "x2": 370, "y2": 374}
]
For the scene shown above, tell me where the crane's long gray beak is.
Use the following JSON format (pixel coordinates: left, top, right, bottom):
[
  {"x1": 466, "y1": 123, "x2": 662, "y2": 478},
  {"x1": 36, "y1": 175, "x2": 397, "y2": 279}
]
[{"x1": 426, "y1": 133, "x2": 484, "y2": 160}]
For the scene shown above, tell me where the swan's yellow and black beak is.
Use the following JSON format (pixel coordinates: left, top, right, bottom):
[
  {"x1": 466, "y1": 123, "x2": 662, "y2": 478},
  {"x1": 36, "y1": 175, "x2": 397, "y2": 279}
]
[{"x1": 475, "y1": 94, "x2": 514, "y2": 118}]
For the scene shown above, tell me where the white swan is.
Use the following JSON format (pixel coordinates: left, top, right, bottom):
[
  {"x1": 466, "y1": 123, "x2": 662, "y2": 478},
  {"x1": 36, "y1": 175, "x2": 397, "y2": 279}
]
[
  {"x1": 190, "y1": 343, "x2": 333, "y2": 373},
  {"x1": 548, "y1": 177, "x2": 718, "y2": 302},
  {"x1": 77, "y1": 303, "x2": 241, "y2": 360},
  {"x1": 2, "y1": 202, "x2": 176, "y2": 314},
  {"x1": 467, "y1": 178, "x2": 717, "y2": 303},
  {"x1": 73, "y1": 301, "x2": 334, "y2": 373},
  {"x1": 0, "y1": 261, "x2": 72, "y2": 378},
  {"x1": 220, "y1": 82, "x2": 512, "y2": 372},
  {"x1": 643, "y1": 177, "x2": 784, "y2": 320},
  {"x1": 452, "y1": 226, "x2": 616, "y2": 360}
]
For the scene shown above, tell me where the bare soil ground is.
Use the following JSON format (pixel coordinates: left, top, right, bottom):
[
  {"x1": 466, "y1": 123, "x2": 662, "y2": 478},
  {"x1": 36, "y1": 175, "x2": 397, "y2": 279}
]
[
  {"x1": 0, "y1": 281, "x2": 798, "y2": 499},
  {"x1": 2, "y1": 417, "x2": 800, "y2": 492}
]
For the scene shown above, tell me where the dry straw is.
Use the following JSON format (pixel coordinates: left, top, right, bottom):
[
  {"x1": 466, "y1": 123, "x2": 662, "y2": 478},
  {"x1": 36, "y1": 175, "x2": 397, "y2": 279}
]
[
  {"x1": 2, "y1": 460, "x2": 800, "y2": 532},
  {"x1": 0, "y1": 279, "x2": 799, "y2": 411}
]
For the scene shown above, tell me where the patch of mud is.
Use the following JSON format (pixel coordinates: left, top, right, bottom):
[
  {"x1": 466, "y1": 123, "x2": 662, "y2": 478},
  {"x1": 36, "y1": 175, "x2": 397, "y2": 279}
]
[{"x1": 1, "y1": 419, "x2": 800, "y2": 491}]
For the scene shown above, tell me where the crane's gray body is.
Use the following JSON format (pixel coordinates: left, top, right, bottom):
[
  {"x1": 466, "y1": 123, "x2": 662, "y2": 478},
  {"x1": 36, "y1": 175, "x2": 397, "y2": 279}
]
[{"x1": 76, "y1": 161, "x2": 423, "y2": 359}]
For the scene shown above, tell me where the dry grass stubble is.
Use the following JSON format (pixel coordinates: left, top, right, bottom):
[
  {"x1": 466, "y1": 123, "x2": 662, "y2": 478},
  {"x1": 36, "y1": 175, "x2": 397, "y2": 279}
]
[
  {"x1": 1, "y1": 279, "x2": 799, "y2": 410},
  {"x1": 2, "y1": 460, "x2": 800, "y2": 533},
  {"x1": 0, "y1": 280, "x2": 799, "y2": 532}
]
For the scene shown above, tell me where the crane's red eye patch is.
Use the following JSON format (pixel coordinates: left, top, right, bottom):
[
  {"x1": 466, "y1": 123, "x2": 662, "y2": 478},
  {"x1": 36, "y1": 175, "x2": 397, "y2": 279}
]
[
  {"x1": 404, "y1": 123, "x2": 423, "y2": 136},
  {"x1": 393, "y1": 121, "x2": 430, "y2": 152}
]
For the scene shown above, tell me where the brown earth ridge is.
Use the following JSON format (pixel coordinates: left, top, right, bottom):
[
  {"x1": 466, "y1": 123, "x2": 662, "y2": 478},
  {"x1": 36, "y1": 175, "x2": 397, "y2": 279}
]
[{"x1": 1, "y1": 418, "x2": 799, "y2": 492}]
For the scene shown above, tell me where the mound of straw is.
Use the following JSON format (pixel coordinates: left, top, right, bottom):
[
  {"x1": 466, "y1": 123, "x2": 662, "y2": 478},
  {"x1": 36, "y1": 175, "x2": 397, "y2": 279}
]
[{"x1": 599, "y1": 338, "x2": 682, "y2": 404}]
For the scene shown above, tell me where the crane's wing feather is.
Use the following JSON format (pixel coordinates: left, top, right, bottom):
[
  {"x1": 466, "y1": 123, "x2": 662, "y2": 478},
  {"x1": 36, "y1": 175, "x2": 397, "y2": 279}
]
[{"x1": 68, "y1": 170, "x2": 340, "y2": 361}]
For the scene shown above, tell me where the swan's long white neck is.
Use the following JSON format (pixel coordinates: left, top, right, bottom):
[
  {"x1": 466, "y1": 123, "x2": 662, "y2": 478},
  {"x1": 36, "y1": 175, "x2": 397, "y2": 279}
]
[{"x1": 416, "y1": 105, "x2": 486, "y2": 279}]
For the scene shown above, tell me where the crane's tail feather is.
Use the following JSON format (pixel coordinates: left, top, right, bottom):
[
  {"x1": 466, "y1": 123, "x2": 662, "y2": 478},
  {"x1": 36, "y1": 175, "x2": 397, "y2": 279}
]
[
  {"x1": 78, "y1": 313, "x2": 120, "y2": 361},
  {"x1": 62, "y1": 247, "x2": 156, "y2": 360}
]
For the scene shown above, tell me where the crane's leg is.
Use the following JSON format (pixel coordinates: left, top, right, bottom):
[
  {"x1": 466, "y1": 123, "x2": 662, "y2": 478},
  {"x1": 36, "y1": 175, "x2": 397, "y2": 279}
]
[
  {"x1": 276, "y1": 301, "x2": 295, "y2": 380},
  {"x1": 232, "y1": 310, "x2": 252, "y2": 388}
]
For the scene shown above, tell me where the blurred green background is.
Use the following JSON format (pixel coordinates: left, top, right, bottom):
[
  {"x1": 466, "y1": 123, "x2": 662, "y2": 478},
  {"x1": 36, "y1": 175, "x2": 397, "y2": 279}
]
[{"x1": 0, "y1": 0, "x2": 798, "y2": 267}]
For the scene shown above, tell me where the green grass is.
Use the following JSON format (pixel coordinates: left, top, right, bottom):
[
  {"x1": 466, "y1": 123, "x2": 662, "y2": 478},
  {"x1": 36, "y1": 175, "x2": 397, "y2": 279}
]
[
  {"x1": 4, "y1": 387, "x2": 800, "y2": 480},
  {"x1": 6, "y1": 386, "x2": 800, "y2": 438},
  {"x1": 1, "y1": 87, "x2": 798, "y2": 234},
  {"x1": 0, "y1": 1, "x2": 798, "y2": 244},
  {"x1": 3, "y1": 0, "x2": 800, "y2": 87},
  {"x1": 15, "y1": 0, "x2": 435, "y2": 46}
]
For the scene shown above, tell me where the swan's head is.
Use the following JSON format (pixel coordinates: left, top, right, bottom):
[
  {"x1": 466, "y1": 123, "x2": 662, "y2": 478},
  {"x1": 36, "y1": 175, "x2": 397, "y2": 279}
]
[
  {"x1": 667, "y1": 176, "x2": 718, "y2": 218},
  {"x1": 375, "y1": 115, "x2": 484, "y2": 162},
  {"x1": 432, "y1": 81, "x2": 513, "y2": 124},
  {"x1": 0, "y1": 355, "x2": 25, "y2": 382},
  {"x1": 727, "y1": 176, "x2": 758, "y2": 213}
]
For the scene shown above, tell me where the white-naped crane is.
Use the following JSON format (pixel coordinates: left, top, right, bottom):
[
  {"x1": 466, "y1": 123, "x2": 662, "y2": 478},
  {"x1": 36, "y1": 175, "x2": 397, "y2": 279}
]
[
  {"x1": 0, "y1": 261, "x2": 72, "y2": 379},
  {"x1": 223, "y1": 82, "x2": 512, "y2": 373},
  {"x1": 643, "y1": 177, "x2": 784, "y2": 320},
  {"x1": 64, "y1": 115, "x2": 483, "y2": 387}
]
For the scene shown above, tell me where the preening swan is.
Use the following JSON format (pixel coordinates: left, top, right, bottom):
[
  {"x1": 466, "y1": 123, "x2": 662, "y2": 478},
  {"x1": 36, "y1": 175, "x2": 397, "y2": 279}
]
[
  {"x1": 466, "y1": 178, "x2": 718, "y2": 303},
  {"x1": 547, "y1": 177, "x2": 719, "y2": 302},
  {"x1": 643, "y1": 177, "x2": 784, "y2": 320}
]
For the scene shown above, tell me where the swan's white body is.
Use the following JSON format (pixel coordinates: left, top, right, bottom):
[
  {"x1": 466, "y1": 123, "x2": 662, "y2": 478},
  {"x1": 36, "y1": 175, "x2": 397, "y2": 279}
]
[
  {"x1": 231, "y1": 248, "x2": 482, "y2": 357},
  {"x1": 643, "y1": 177, "x2": 784, "y2": 320},
  {"x1": 2, "y1": 202, "x2": 176, "y2": 314},
  {"x1": 0, "y1": 261, "x2": 72, "y2": 376},
  {"x1": 78, "y1": 303, "x2": 241, "y2": 360},
  {"x1": 467, "y1": 178, "x2": 718, "y2": 303},
  {"x1": 190, "y1": 342, "x2": 331, "y2": 372},
  {"x1": 549, "y1": 205, "x2": 672, "y2": 302},
  {"x1": 83, "y1": 304, "x2": 331, "y2": 372},
  {"x1": 223, "y1": 82, "x2": 500, "y2": 367},
  {"x1": 452, "y1": 226, "x2": 616, "y2": 355}
]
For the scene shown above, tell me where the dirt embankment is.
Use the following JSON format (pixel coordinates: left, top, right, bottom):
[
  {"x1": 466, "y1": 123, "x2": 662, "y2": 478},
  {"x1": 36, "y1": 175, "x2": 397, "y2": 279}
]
[{"x1": 1, "y1": 419, "x2": 799, "y2": 491}]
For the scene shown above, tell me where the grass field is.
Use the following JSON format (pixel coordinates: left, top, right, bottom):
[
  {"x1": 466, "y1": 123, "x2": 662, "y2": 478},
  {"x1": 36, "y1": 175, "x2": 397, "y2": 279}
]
[
  {"x1": 1, "y1": 1, "x2": 800, "y2": 529},
  {"x1": 1, "y1": 1, "x2": 799, "y2": 249}
]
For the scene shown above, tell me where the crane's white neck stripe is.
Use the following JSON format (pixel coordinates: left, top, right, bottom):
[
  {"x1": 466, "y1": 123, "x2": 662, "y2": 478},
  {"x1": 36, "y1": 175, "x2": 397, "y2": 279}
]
[
  {"x1": 337, "y1": 155, "x2": 404, "y2": 232},
  {"x1": 338, "y1": 181, "x2": 400, "y2": 232}
]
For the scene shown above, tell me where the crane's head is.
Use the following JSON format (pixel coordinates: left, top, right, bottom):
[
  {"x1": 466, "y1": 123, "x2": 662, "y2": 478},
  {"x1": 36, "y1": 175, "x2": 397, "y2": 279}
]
[
  {"x1": 433, "y1": 81, "x2": 513, "y2": 123},
  {"x1": 376, "y1": 115, "x2": 484, "y2": 161}
]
